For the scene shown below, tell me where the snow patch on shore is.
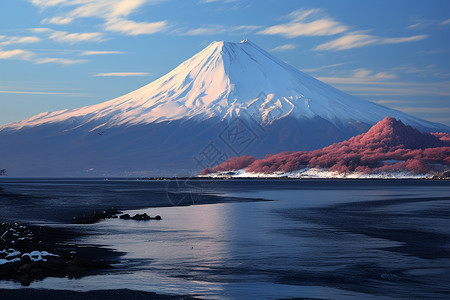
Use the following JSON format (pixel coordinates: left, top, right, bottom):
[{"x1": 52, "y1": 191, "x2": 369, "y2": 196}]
[{"x1": 199, "y1": 167, "x2": 429, "y2": 179}]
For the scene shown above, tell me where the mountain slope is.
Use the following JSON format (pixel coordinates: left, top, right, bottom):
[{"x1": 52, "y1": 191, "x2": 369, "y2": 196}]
[
  {"x1": 0, "y1": 40, "x2": 449, "y2": 177},
  {"x1": 1, "y1": 40, "x2": 445, "y2": 133},
  {"x1": 202, "y1": 117, "x2": 450, "y2": 177}
]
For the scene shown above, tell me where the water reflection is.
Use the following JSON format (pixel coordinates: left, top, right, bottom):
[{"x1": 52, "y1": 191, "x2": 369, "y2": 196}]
[{"x1": 0, "y1": 180, "x2": 448, "y2": 299}]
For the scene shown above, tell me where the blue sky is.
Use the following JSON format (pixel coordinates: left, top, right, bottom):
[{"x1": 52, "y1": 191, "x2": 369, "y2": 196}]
[{"x1": 1, "y1": 0, "x2": 449, "y2": 126}]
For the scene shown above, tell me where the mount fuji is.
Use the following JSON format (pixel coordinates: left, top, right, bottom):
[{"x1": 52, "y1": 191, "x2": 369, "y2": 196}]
[{"x1": 0, "y1": 40, "x2": 448, "y2": 176}]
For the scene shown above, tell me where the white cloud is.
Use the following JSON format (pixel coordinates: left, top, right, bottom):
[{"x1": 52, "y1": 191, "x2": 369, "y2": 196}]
[
  {"x1": 315, "y1": 32, "x2": 378, "y2": 50},
  {"x1": 35, "y1": 57, "x2": 87, "y2": 65},
  {"x1": 0, "y1": 89, "x2": 81, "y2": 96},
  {"x1": 258, "y1": 9, "x2": 348, "y2": 38},
  {"x1": 31, "y1": 27, "x2": 105, "y2": 43},
  {"x1": 380, "y1": 35, "x2": 427, "y2": 44},
  {"x1": 0, "y1": 36, "x2": 41, "y2": 46},
  {"x1": 80, "y1": 50, "x2": 124, "y2": 55},
  {"x1": 104, "y1": 18, "x2": 167, "y2": 35},
  {"x1": 43, "y1": 16, "x2": 74, "y2": 25},
  {"x1": 29, "y1": 0, "x2": 69, "y2": 8},
  {"x1": 66, "y1": 0, "x2": 147, "y2": 20},
  {"x1": 95, "y1": 72, "x2": 150, "y2": 77},
  {"x1": 317, "y1": 68, "x2": 398, "y2": 84},
  {"x1": 407, "y1": 23, "x2": 422, "y2": 29},
  {"x1": 185, "y1": 25, "x2": 226, "y2": 36},
  {"x1": 0, "y1": 49, "x2": 34, "y2": 60},
  {"x1": 442, "y1": 19, "x2": 450, "y2": 25},
  {"x1": 28, "y1": 0, "x2": 168, "y2": 36},
  {"x1": 271, "y1": 44, "x2": 297, "y2": 52},
  {"x1": 301, "y1": 63, "x2": 344, "y2": 73},
  {"x1": 183, "y1": 24, "x2": 260, "y2": 36},
  {"x1": 316, "y1": 32, "x2": 427, "y2": 51},
  {"x1": 31, "y1": 27, "x2": 53, "y2": 33},
  {"x1": 373, "y1": 72, "x2": 397, "y2": 80},
  {"x1": 49, "y1": 30, "x2": 105, "y2": 43},
  {"x1": 395, "y1": 107, "x2": 450, "y2": 114}
]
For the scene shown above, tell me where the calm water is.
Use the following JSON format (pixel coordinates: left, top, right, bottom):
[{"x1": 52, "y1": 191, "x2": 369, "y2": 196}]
[{"x1": 0, "y1": 179, "x2": 449, "y2": 299}]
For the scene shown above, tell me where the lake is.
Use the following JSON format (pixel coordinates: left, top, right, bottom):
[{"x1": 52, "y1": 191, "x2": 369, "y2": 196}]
[{"x1": 0, "y1": 179, "x2": 449, "y2": 299}]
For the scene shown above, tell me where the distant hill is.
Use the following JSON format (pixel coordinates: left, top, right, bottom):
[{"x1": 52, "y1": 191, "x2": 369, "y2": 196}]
[{"x1": 201, "y1": 117, "x2": 450, "y2": 178}]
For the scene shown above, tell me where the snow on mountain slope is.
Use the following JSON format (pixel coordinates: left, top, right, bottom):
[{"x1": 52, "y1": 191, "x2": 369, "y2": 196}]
[{"x1": 1, "y1": 40, "x2": 445, "y2": 133}]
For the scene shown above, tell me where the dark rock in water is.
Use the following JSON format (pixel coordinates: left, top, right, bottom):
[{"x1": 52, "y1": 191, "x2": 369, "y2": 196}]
[
  {"x1": 129, "y1": 213, "x2": 162, "y2": 221},
  {"x1": 131, "y1": 213, "x2": 151, "y2": 221},
  {"x1": 72, "y1": 208, "x2": 122, "y2": 224},
  {"x1": 119, "y1": 214, "x2": 131, "y2": 220}
]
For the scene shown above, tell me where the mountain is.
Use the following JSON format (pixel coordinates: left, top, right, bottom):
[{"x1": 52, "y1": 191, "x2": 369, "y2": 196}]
[
  {"x1": 0, "y1": 40, "x2": 448, "y2": 177},
  {"x1": 202, "y1": 117, "x2": 450, "y2": 178}
]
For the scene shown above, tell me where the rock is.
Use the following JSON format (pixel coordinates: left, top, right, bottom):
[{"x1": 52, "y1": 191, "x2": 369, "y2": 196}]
[
  {"x1": 119, "y1": 214, "x2": 131, "y2": 220},
  {"x1": 120, "y1": 213, "x2": 161, "y2": 221},
  {"x1": 73, "y1": 208, "x2": 123, "y2": 224},
  {"x1": 131, "y1": 213, "x2": 151, "y2": 221}
]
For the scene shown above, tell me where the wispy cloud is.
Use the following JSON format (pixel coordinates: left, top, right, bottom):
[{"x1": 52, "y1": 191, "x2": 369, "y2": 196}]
[
  {"x1": 31, "y1": 28, "x2": 106, "y2": 43},
  {"x1": 0, "y1": 36, "x2": 41, "y2": 46},
  {"x1": 28, "y1": 0, "x2": 169, "y2": 36},
  {"x1": 79, "y1": 50, "x2": 124, "y2": 56},
  {"x1": 258, "y1": 9, "x2": 348, "y2": 38},
  {"x1": 0, "y1": 49, "x2": 34, "y2": 60},
  {"x1": 49, "y1": 30, "x2": 106, "y2": 43},
  {"x1": 301, "y1": 63, "x2": 344, "y2": 73},
  {"x1": 104, "y1": 19, "x2": 167, "y2": 35},
  {"x1": 316, "y1": 70, "x2": 450, "y2": 97},
  {"x1": 380, "y1": 35, "x2": 427, "y2": 45},
  {"x1": 35, "y1": 57, "x2": 87, "y2": 65},
  {"x1": 394, "y1": 107, "x2": 450, "y2": 114},
  {"x1": 408, "y1": 18, "x2": 450, "y2": 29},
  {"x1": 316, "y1": 32, "x2": 427, "y2": 51},
  {"x1": 0, "y1": 89, "x2": 82, "y2": 96},
  {"x1": 185, "y1": 25, "x2": 226, "y2": 36},
  {"x1": 271, "y1": 43, "x2": 297, "y2": 52},
  {"x1": 42, "y1": 16, "x2": 74, "y2": 25},
  {"x1": 0, "y1": 48, "x2": 86, "y2": 65},
  {"x1": 95, "y1": 72, "x2": 150, "y2": 77},
  {"x1": 183, "y1": 24, "x2": 260, "y2": 36},
  {"x1": 317, "y1": 68, "x2": 398, "y2": 84}
]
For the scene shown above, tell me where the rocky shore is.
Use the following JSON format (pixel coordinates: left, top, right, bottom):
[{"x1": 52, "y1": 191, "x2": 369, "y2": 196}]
[
  {"x1": 0, "y1": 222, "x2": 114, "y2": 286},
  {"x1": 0, "y1": 207, "x2": 163, "y2": 286}
]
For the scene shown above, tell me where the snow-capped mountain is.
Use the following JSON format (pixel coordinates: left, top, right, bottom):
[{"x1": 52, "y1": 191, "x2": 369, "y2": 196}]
[
  {"x1": 0, "y1": 40, "x2": 448, "y2": 176},
  {"x1": 1, "y1": 40, "x2": 443, "y2": 132}
]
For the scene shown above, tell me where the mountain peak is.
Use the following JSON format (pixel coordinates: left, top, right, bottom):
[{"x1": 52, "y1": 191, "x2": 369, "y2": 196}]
[
  {"x1": 1, "y1": 41, "x2": 447, "y2": 133},
  {"x1": 355, "y1": 117, "x2": 446, "y2": 149}
]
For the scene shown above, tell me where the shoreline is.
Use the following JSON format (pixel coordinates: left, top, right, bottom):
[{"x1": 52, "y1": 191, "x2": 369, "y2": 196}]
[
  {"x1": 0, "y1": 221, "x2": 121, "y2": 286},
  {"x1": 0, "y1": 288, "x2": 200, "y2": 300}
]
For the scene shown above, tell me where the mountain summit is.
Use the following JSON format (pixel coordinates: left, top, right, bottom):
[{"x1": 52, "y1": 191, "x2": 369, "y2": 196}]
[
  {"x1": 2, "y1": 40, "x2": 444, "y2": 132},
  {"x1": 0, "y1": 41, "x2": 448, "y2": 176}
]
